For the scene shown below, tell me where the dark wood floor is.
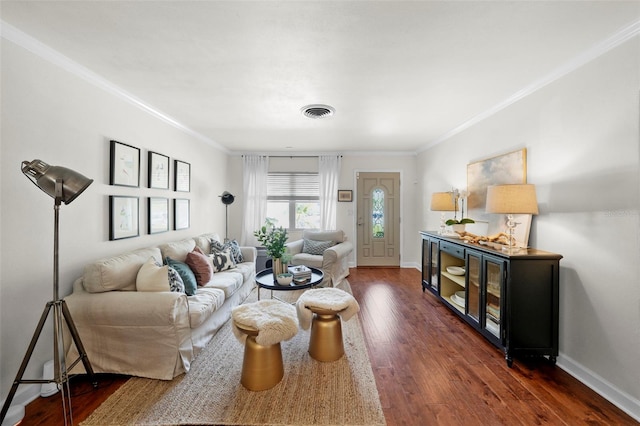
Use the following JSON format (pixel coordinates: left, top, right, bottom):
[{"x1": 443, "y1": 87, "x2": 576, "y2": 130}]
[{"x1": 20, "y1": 267, "x2": 637, "y2": 425}]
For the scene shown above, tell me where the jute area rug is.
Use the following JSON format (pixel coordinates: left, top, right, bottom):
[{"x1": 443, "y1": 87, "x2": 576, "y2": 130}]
[{"x1": 81, "y1": 281, "x2": 386, "y2": 426}]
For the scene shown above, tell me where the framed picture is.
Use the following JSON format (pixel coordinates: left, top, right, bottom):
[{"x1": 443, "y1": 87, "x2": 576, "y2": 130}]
[
  {"x1": 109, "y1": 196, "x2": 139, "y2": 240},
  {"x1": 338, "y1": 190, "x2": 353, "y2": 202},
  {"x1": 148, "y1": 197, "x2": 169, "y2": 234},
  {"x1": 110, "y1": 140, "x2": 140, "y2": 187},
  {"x1": 174, "y1": 160, "x2": 191, "y2": 192},
  {"x1": 174, "y1": 198, "x2": 190, "y2": 230},
  {"x1": 148, "y1": 151, "x2": 169, "y2": 189},
  {"x1": 467, "y1": 148, "x2": 531, "y2": 246}
]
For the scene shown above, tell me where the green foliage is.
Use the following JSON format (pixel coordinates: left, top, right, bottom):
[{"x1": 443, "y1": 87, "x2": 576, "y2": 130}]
[
  {"x1": 254, "y1": 221, "x2": 288, "y2": 259},
  {"x1": 445, "y1": 218, "x2": 475, "y2": 226}
]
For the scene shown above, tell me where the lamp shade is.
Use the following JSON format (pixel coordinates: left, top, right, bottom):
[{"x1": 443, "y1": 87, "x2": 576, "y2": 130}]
[
  {"x1": 220, "y1": 191, "x2": 235, "y2": 205},
  {"x1": 430, "y1": 192, "x2": 456, "y2": 211},
  {"x1": 485, "y1": 184, "x2": 539, "y2": 215},
  {"x1": 21, "y1": 159, "x2": 93, "y2": 205}
]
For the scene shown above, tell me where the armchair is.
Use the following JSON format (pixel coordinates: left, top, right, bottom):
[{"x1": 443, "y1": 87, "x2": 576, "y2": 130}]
[{"x1": 286, "y1": 230, "x2": 353, "y2": 287}]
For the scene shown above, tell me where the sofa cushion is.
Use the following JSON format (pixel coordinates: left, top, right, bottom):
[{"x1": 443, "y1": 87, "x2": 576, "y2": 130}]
[
  {"x1": 187, "y1": 287, "x2": 226, "y2": 328},
  {"x1": 302, "y1": 239, "x2": 335, "y2": 255},
  {"x1": 168, "y1": 267, "x2": 186, "y2": 293},
  {"x1": 136, "y1": 258, "x2": 170, "y2": 292},
  {"x1": 165, "y1": 257, "x2": 197, "y2": 296},
  {"x1": 303, "y1": 230, "x2": 345, "y2": 244},
  {"x1": 185, "y1": 247, "x2": 213, "y2": 286},
  {"x1": 159, "y1": 239, "x2": 196, "y2": 263},
  {"x1": 203, "y1": 270, "x2": 244, "y2": 299},
  {"x1": 83, "y1": 247, "x2": 162, "y2": 293},
  {"x1": 194, "y1": 233, "x2": 221, "y2": 254},
  {"x1": 209, "y1": 251, "x2": 236, "y2": 272},
  {"x1": 290, "y1": 253, "x2": 323, "y2": 269},
  {"x1": 234, "y1": 262, "x2": 255, "y2": 283},
  {"x1": 211, "y1": 239, "x2": 244, "y2": 264}
]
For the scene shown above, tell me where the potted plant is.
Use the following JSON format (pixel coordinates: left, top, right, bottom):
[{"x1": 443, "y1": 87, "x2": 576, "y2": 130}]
[
  {"x1": 445, "y1": 190, "x2": 474, "y2": 232},
  {"x1": 254, "y1": 219, "x2": 289, "y2": 277}
]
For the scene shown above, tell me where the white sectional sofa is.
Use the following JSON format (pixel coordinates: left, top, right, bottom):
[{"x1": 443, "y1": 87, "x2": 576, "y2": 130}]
[{"x1": 65, "y1": 233, "x2": 255, "y2": 380}]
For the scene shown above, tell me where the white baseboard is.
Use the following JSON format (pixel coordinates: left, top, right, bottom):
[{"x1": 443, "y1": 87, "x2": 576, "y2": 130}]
[{"x1": 557, "y1": 354, "x2": 640, "y2": 422}]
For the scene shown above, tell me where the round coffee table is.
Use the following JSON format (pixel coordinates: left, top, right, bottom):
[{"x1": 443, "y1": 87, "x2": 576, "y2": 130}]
[{"x1": 255, "y1": 267, "x2": 324, "y2": 301}]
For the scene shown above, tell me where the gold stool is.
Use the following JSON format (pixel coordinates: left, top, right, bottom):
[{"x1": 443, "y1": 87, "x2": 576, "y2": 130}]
[
  {"x1": 308, "y1": 307, "x2": 344, "y2": 362},
  {"x1": 232, "y1": 299, "x2": 299, "y2": 391},
  {"x1": 235, "y1": 323, "x2": 284, "y2": 391},
  {"x1": 296, "y1": 287, "x2": 360, "y2": 363}
]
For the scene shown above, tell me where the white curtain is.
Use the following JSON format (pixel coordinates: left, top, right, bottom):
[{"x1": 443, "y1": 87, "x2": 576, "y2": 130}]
[
  {"x1": 318, "y1": 155, "x2": 341, "y2": 230},
  {"x1": 241, "y1": 155, "x2": 269, "y2": 246}
]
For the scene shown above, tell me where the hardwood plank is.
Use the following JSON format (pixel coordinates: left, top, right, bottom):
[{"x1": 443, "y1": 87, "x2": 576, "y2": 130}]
[{"x1": 19, "y1": 267, "x2": 637, "y2": 425}]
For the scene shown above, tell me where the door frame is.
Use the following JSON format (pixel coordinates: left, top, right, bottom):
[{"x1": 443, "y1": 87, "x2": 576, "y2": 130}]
[{"x1": 351, "y1": 169, "x2": 404, "y2": 267}]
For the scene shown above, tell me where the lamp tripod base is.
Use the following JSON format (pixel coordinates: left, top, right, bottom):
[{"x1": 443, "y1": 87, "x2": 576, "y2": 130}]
[{"x1": 0, "y1": 299, "x2": 97, "y2": 425}]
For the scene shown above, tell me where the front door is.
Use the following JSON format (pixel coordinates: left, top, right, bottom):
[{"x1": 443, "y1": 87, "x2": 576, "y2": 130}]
[{"x1": 356, "y1": 172, "x2": 400, "y2": 267}]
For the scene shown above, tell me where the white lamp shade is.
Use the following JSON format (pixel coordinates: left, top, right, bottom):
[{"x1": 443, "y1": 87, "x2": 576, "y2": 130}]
[
  {"x1": 485, "y1": 184, "x2": 539, "y2": 215},
  {"x1": 430, "y1": 192, "x2": 456, "y2": 211}
]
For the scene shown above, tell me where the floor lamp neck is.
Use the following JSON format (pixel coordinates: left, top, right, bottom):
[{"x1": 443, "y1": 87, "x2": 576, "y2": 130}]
[{"x1": 53, "y1": 179, "x2": 63, "y2": 302}]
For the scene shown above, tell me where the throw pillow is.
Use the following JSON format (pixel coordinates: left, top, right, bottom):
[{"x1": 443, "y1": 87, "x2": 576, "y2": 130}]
[
  {"x1": 209, "y1": 250, "x2": 236, "y2": 272},
  {"x1": 136, "y1": 257, "x2": 170, "y2": 292},
  {"x1": 185, "y1": 248, "x2": 214, "y2": 286},
  {"x1": 168, "y1": 266, "x2": 186, "y2": 293},
  {"x1": 165, "y1": 257, "x2": 197, "y2": 296},
  {"x1": 302, "y1": 239, "x2": 335, "y2": 255},
  {"x1": 210, "y1": 239, "x2": 244, "y2": 264}
]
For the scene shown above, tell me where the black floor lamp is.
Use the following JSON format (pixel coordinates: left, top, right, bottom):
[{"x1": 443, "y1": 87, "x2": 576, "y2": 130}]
[
  {"x1": 0, "y1": 160, "x2": 97, "y2": 426},
  {"x1": 219, "y1": 191, "x2": 235, "y2": 241}
]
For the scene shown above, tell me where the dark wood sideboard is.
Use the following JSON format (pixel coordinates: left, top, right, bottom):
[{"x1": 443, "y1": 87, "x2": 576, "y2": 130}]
[{"x1": 420, "y1": 231, "x2": 563, "y2": 367}]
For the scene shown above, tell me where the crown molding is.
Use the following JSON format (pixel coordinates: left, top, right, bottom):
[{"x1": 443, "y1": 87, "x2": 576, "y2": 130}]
[
  {"x1": 1, "y1": 20, "x2": 228, "y2": 153},
  {"x1": 418, "y1": 18, "x2": 640, "y2": 153}
]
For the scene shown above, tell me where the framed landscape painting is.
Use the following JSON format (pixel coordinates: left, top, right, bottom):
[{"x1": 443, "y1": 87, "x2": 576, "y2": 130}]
[{"x1": 467, "y1": 148, "x2": 532, "y2": 246}]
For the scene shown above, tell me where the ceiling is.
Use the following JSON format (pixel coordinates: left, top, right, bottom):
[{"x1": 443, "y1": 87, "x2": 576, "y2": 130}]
[{"x1": 2, "y1": 1, "x2": 639, "y2": 154}]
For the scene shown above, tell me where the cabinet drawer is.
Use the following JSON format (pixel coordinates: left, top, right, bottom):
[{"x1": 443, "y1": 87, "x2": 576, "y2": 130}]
[{"x1": 441, "y1": 241, "x2": 465, "y2": 258}]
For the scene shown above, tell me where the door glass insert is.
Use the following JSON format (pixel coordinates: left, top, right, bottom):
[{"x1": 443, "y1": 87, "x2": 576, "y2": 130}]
[{"x1": 372, "y1": 188, "x2": 384, "y2": 238}]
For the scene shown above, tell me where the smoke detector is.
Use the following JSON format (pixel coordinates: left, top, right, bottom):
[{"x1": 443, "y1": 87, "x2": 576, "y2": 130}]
[{"x1": 301, "y1": 104, "x2": 335, "y2": 119}]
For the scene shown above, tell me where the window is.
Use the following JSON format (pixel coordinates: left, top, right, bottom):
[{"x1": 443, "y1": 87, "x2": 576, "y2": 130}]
[
  {"x1": 266, "y1": 172, "x2": 320, "y2": 230},
  {"x1": 372, "y1": 188, "x2": 384, "y2": 238}
]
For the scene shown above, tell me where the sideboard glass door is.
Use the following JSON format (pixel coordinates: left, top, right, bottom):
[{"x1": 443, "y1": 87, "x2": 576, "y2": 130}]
[
  {"x1": 483, "y1": 257, "x2": 504, "y2": 339},
  {"x1": 466, "y1": 252, "x2": 481, "y2": 324}
]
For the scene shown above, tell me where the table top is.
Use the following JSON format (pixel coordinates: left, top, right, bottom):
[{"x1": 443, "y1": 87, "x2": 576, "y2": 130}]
[{"x1": 255, "y1": 267, "x2": 324, "y2": 291}]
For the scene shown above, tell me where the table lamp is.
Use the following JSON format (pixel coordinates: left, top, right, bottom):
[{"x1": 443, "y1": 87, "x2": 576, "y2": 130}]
[
  {"x1": 485, "y1": 184, "x2": 539, "y2": 252},
  {"x1": 430, "y1": 192, "x2": 456, "y2": 235}
]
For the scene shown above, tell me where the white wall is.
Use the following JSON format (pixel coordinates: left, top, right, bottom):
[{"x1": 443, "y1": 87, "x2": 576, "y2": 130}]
[
  {"x1": 227, "y1": 153, "x2": 419, "y2": 267},
  {"x1": 1, "y1": 39, "x2": 230, "y2": 406},
  {"x1": 417, "y1": 37, "x2": 640, "y2": 418}
]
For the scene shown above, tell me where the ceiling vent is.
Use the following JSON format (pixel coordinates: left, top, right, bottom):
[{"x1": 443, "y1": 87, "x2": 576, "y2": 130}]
[{"x1": 301, "y1": 104, "x2": 335, "y2": 119}]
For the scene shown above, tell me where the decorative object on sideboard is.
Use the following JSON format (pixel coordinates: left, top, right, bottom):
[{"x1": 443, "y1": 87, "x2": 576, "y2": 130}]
[
  {"x1": 485, "y1": 184, "x2": 539, "y2": 253},
  {"x1": 430, "y1": 192, "x2": 456, "y2": 235},
  {"x1": 219, "y1": 191, "x2": 235, "y2": 241},
  {"x1": 1, "y1": 160, "x2": 97, "y2": 425},
  {"x1": 444, "y1": 188, "x2": 475, "y2": 231}
]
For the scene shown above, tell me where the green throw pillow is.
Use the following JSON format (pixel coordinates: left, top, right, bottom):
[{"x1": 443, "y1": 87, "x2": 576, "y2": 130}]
[{"x1": 165, "y1": 257, "x2": 197, "y2": 296}]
